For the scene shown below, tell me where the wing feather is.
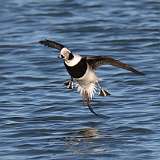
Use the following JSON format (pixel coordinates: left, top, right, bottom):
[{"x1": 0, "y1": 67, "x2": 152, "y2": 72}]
[
  {"x1": 39, "y1": 39, "x2": 64, "y2": 50},
  {"x1": 86, "y1": 56, "x2": 144, "y2": 75}
]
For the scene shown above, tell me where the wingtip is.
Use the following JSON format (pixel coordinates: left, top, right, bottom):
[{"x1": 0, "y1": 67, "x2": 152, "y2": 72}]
[
  {"x1": 38, "y1": 40, "x2": 44, "y2": 44},
  {"x1": 38, "y1": 39, "x2": 49, "y2": 45},
  {"x1": 133, "y1": 69, "x2": 145, "y2": 76},
  {"x1": 38, "y1": 39, "x2": 64, "y2": 50},
  {"x1": 138, "y1": 72, "x2": 145, "y2": 76},
  {"x1": 128, "y1": 66, "x2": 145, "y2": 76}
]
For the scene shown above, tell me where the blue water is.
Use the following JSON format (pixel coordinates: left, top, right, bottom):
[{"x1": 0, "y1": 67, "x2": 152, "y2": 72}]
[{"x1": 0, "y1": 0, "x2": 160, "y2": 159}]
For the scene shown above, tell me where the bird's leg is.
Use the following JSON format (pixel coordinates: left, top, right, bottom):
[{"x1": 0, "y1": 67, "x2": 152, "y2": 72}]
[
  {"x1": 97, "y1": 82, "x2": 111, "y2": 96},
  {"x1": 64, "y1": 77, "x2": 74, "y2": 89}
]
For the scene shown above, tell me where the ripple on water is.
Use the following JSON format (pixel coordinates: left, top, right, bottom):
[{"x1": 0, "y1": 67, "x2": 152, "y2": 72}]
[{"x1": 0, "y1": 0, "x2": 160, "y2": 159}]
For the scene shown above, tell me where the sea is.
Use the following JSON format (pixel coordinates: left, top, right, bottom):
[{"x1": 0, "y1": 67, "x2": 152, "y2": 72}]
[{"x1": 0, "y1": 0, "x2": 160, "y2": 159}]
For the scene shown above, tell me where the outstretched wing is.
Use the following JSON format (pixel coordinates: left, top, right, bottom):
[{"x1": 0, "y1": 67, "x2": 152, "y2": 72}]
[
  {"x1": 39, "y1": 39, "x2": 64, "y2": 50},
  {"x1": 86, "y1": 56, "x2": 144, "y2": 75}
]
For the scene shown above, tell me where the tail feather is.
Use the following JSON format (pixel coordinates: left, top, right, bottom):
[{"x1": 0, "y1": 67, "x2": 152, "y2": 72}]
[
  {"x1": 81, "y1": 90, "x2": 91, "y2": 106},
  {"x1": 76, "y1": 83, "x2": 107, "y2": 117},
  {"x1": 87, "y1": 103, "x2": 99, "y2": 116},
  {"x1": 77, "y1": 83, "x2": 96, "y2": 100},
  {"x1": 82, "y1": 90, "x2": 99, "y2": 116}
]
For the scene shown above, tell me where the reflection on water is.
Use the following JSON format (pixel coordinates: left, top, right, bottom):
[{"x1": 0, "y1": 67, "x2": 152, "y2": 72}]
[
  {"x1": 0, "y1": 0, "x2": 160, "y2": 159},
  {"x1": 79, "y1": 128, "x2": 98, "y2": 138},
  {"x1": 64, "y1": 127, "x2": 100, "y2": 155},
  {"x1": 65, "y1": 127, "x2": 98, "y2": 143}
]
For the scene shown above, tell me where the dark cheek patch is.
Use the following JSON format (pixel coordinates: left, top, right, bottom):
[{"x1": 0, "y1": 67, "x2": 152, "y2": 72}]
[
  {"x1": 68, "y1": 53, "x2": 74, "y2": 60},
  {"x1": 61, "y1": 55, "x2": 64, "y2": 58},
  {"x1": 64, "y1": 58, "x2": 87, "y2": 78}
]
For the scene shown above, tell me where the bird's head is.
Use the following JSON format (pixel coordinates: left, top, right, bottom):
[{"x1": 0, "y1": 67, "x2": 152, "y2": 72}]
[{"x1": 59, "y1": 48, "x2": 74, "y2": 61}]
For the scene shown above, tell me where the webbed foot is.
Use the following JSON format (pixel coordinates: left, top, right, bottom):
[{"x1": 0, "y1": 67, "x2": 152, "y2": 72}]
[
  {"x1": 64, "y1": 80, "x2": 73, "y2": 89},
  {"x1": 99, "y1": 89, "x2": 110, "y2": 96}
]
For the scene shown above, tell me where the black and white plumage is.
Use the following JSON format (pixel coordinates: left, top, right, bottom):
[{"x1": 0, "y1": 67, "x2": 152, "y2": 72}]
[{"x1": 39, "y1": 39, "x2": 144, "y2": 116}]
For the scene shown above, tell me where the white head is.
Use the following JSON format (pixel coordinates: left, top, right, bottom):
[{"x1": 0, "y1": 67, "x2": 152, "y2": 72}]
[
  {"x1": 59, "y1": 47, "x2": 82, "y2": 67},
  {"x1": 59, "y1": 48, "x2": 74, "y2": 60}
]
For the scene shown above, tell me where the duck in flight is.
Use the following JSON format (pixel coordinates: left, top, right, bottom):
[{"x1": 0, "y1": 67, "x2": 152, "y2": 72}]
[{"x1": 39, "y1": 39, "x2": 144, "y2": 116}]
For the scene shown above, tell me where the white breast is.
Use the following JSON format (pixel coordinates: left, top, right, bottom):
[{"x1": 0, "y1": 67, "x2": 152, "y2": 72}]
[
  {"x1": 78, "y1": 65, "x2": 98, "y2": 83},
  {"x1": 76, "y1": 67, "x2": 98, "y2": 100}
]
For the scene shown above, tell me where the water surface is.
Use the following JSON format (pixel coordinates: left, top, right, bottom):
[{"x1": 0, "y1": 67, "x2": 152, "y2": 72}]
[{"x1": 0, "y1": 0, "x2": 160, "y2": 159}]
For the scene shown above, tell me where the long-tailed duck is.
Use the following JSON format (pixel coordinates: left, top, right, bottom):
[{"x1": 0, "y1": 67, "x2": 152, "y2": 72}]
[{"x1": 39, "y1": 39, "x2": 144, "y2": 116}]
